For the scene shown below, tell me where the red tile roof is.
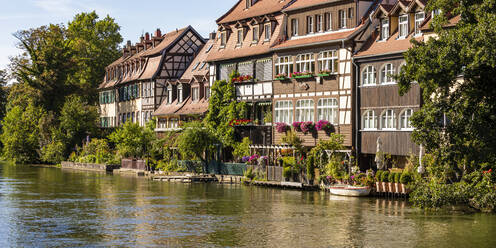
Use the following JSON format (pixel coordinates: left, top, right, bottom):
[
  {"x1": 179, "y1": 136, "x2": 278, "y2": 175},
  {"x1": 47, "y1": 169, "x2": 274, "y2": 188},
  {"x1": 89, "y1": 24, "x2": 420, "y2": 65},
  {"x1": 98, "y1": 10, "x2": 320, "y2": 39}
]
[
  {"x1": 180, "y1": 38, "x2": 214, "y2": 80},
  {"x1": 176, "y1": 97, "x2": 209, "y2": 115},
  {"x1": 217, "y1": 0, "x2": 292, "y2": 24},
  {"x1": 271, "y1": 25, "x2": 363, "y2": 50},
  {"x1": 142, "y1": 27, "x2": 189, "y2": 56},
  {"x1": 355, "y1": 30, "x2": 423, "y2": 58},
  {"x1": 283, "y1": 0, "x2": 342, "y2": 12},
  {"x1": 153, "y1": 99, "x2": 187, "y2": 116}
]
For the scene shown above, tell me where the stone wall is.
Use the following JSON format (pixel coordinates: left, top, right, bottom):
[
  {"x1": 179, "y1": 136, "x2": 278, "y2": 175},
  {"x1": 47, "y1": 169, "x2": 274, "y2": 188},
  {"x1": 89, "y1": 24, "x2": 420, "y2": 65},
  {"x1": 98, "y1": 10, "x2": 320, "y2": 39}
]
[{"x1": 61, "y1": 162, "x2": 120, "y2": 172}]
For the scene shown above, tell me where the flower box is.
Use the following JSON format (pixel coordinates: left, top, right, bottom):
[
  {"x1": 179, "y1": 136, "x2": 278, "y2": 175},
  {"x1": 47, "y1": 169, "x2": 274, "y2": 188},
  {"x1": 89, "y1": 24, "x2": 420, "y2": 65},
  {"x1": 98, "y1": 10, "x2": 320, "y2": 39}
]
[
  {"x1": 292, "y1": 74, "x2": 314, "y2": 79},
  {"x1": 317, "y1": 73, "x2": 331, "y2": 77},
  {"x1": 232, "y1": 75, "x2": 254, "y2": 83},
  {"x1": 290, "y1": 72, "x2": 314, "y2": 79},
  {"x1": 275, "y1": 76, "x2": 289, "y2": 80}
]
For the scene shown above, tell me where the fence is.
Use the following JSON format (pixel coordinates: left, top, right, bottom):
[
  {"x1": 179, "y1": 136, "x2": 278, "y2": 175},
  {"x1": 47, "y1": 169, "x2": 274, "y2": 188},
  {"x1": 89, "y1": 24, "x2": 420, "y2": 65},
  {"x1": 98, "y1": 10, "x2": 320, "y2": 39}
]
[{"x1": 121, "y1": 159, "x2": 146, "y2": 170}]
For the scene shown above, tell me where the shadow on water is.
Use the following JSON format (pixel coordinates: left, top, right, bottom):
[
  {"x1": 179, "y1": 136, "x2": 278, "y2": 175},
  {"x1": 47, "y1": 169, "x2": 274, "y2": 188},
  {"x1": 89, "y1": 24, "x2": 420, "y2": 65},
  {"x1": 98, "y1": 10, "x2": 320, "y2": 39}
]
[{"x1": 0, "y1": 162, "x2": 495, "y2": 247}]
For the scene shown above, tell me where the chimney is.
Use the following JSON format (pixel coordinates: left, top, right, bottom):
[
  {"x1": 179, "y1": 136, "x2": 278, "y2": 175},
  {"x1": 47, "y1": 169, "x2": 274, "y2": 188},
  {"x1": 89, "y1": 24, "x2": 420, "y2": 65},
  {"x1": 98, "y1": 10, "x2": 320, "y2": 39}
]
[
  {"x1": 140, "y1": 35, "x2": 144, "y2": 43},
  {"x1": 145, "y1": 32, "x2": 150, "y2": 40},
  {"x1": 126, "y1": 40, "x2": 132, "y2": 48},
  {"x1": 209, "y1": 32, "x2": 217, "y2": 40},
  {"x1": 155, "y1": 28, "x2": 162, "y2": 37}
]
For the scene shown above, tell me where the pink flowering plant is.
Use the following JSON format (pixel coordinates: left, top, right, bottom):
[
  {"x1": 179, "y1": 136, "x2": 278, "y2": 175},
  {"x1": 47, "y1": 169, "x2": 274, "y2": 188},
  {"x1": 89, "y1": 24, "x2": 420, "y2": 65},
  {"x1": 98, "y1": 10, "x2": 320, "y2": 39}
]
[
  {"x1": 290, "y1": 71, "x2": 313, "y2": 78},
  {"x1": 300, "y1": 121, "x2": 315, "y2": 134},
  {"x1": 247, "y1": 154, "x2": 260, "y2": 165},
  {"x1": 275, "y1": 122, "x2": 290, "y2": 133},
  {"x1": 315, "y1": 120, "x2": 334, "y2": 134},
  {"x1": 292, "y1": 122, "x2": 303, "y2": 132}
]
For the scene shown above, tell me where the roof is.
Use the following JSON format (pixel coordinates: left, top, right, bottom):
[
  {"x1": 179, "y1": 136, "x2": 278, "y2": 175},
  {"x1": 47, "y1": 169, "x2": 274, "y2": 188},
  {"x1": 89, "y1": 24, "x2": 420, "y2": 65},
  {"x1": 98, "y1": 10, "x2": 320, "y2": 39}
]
[
  {"x1": 207, "y1": 14, "x2": 284, "y2": 62},
  {"x1": 355, "y1": 29, "x2": 423, "y2": 58},
  {"x1": 153, "y1": 99, "x2": 187, "y2": 116},
  {"x1": 283, "y1": 0, "x2": 344, "y2": 12},
  {"x1": 271, "y1": 26, "x2": 363, "y2": 50},
  {"x1": 141, "y1": 27, "x2": 190, "y2": 56},
  {"x1": 139, "y1": 56, "x2": 162, "y2": 80},
  {"x1": 175, "y1": 97, "x2": 209, "y2": 116},
  {"x1": 217, "y1": 0, "x2": 292, "y2": 24},
  {"x1": 420, "y1": 15, "x2": 461, "y2": 31},
  {"x1": 180, "y1": 39, "x2": 214, "y2": 80}
]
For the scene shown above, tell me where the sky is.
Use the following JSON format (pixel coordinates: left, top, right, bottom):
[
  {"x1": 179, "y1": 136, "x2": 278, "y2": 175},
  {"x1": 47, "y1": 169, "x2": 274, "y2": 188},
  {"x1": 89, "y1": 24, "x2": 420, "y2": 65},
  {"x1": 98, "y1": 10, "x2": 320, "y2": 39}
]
[{"x1": 0, "y1": 0, "x2": 237, "y2": 71}]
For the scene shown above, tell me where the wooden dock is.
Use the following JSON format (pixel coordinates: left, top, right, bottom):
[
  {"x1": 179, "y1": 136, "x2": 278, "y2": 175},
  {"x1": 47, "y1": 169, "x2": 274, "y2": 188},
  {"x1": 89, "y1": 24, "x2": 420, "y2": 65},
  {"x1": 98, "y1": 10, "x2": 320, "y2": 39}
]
[{"x1": 248, "y1": 180, "x2": 319, "y2": 190}]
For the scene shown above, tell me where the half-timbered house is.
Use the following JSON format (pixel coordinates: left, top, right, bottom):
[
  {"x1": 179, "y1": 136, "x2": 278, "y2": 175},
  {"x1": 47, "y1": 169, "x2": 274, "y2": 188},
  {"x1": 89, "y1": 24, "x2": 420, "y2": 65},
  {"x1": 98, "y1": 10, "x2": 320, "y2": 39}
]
[
  {"x1": 269, "y1": 0, "x2": 377, "y2": 148},
  {"x1": 354, "y1": 0, "x2": 428, "y2": 168},
  {"x1": 153, "y1": 38, "x2": 214, "y2": 131},
  {"x1": 98, "y1": 26, "x2": 206, "y2": 128},
  {"x1": 206, "y1": 0, "x2": 295, "y2": 146}
]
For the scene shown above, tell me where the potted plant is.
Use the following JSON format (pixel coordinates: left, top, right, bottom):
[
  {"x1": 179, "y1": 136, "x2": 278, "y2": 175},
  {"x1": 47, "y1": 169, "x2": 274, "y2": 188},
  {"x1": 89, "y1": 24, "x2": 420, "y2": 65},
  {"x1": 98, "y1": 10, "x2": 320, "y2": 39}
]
[
  {"x1": 317, "y1": 69, "x2": 333, "y2": 77},
  {"x1": 232, "y1": 74, "x2": 253, "y2": 83},
  {"x1": 300, "y1": 121, "x2": 315, "y2": 134},
  {"x1": 381, "y1": 171, "x2": 390, "y2": 193},
  {"x1": 400, "y1": 171, "x2": 413, "y2": 194},
  {"x1": 292, "y1": 122, "x2": 303, "y2": 132},
  {"x1": 275, "y1": 73, "x2": 288, "y2": 80},
  {"x1": 375, "y1": 170, "x2": 383, "y2": 193},
  {"x1": 394, "y1": 172, "x2": 401, "y2": 194},
  {"x1": 290, "y1": 71, "x2": 314, "y2": 79},
  {"x1": 275, "y1": 122, "x2": 290, "y2": 133},
  {"x1": 388, "y1": 172, "x2": 395, "y2": 194},
  {"x1": 315, "y1": 120, "x2": 335, "y2": 134}
]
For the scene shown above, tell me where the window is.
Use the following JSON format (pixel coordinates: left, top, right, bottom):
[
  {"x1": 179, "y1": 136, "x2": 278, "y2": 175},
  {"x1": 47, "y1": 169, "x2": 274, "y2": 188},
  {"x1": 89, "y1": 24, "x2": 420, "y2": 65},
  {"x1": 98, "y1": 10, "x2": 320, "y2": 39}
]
[
  {"x1": 324, "y1": 12, "x2": 331, "y2": 31},
  {"x1": 178, "y1": 84, "x2": 183, "y2": 103},
  {"x1": 205, "y1": 44, "x2": 213, "y2": 53},
  {"x1": 296, "y1": 53, "x2": 315, "y2": 73},
  {"x1": 339, "y1": 10, "x2": 347, "y2": 29},
  {"x1": 307, "y1": 16, "x2": 314, "y2": 34},
  {"x1": 237, "y1": 29, "x2": 243, "y2": 45},
  {"x1": 193, "y1": 62, "x2": 200, "y2": 70},
  {"x1": 199, "y1": 62, "x2": 206, "y2": 70},
  {"x1": 275, "y1": 56, "x2": 293, "y2": 76},
  {"x1": 380, "y1": 63, "x2": 395, "y2": 84},
  {"x1": 167, "y1": 85, "x2": 173, "y2": 104},
  {"x1": 296, "y1": 99, "x2": 315, "y2": 122},
  {"x1": 205, "y1": 86, "x2": 210, "y2": 99},
  {"x1": 348, "y1": 8, "x2": 353, "y2": 19},
  {"x1": 399, "y1": 14, "x2": 408, "y2": 38},
  {"x1": 362, "y1": 66, "x2": 376, "y2": 86},
  {"x1": 291, "y1": 19, "x2": 299, "y2": 36},
  {"x1": 275, "y1": 100, "x2": 293, "y2": 124},
  {"x1": 316, "y1": 15, "x2": 322, "y2": 32},
  {"x1": 252, "y1": 26, "x2": 259, "y2": 42},
  {"x1": 363, "y1": 110, "x2": 377, "y2": 130},
  {"x1": 192, "y1": 87, "x2": 199, "y2": 101},
  {"x1": 381, "y1": 19, "x2": 389, "y2": 40},
  {"x1": 246, "y1": 0, "x2": 252, "y2": 9},
  {"x1": 381, "y1": 109, "x2": 396, "y2": 130},
  {"x1": 400, "y1": 109, "x2": 414, "y2": 130},
  {"x1": 264, "y1": 23, "x2": 271, "y2": 40},
  {"x1": 318, "y1": 50, "x2": 338, "y2": 73},
  {"x1": 317, "y1": 98, "x2": 338, "y2": 124},
  {"x1": 415, "y1": 12, "x2": 425, "y2": 36},
  {"x1": 169, "y1": 118, "x2": 179, "y2": 129},
  {"x1": 220, "y1": 32, "x2": 227, "y2": 47}
]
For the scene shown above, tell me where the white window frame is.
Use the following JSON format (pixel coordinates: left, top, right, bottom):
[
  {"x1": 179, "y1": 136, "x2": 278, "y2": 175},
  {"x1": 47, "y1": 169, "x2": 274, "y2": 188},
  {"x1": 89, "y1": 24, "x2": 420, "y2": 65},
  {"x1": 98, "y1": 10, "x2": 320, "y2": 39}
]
[
  {"x1": 296, "y1": 53, "x2": 315, "y2": 73},
  {"x1": 192, "y1": 87, "x2": 199, "y2": 101},
  {"x1": 252, "y1": 26, "x2": 259, "y2": 42},
  {"x1": 414, "y1": 12, "x2": 425, "y2": 36},
  {"x1": 324, "y1": 12, "x2": 331, "y2": 31},
  {"x1": 295, "y1": 99, "x2": 315, "y2": 122},
  {"x1": 362, "y1": 66, "x2": 376, "y2": 86},
  {"x1": 264, "y1": 23, "x2": 271, "y2": 41},
  {"x1": 399, "y1": 14, "x2": 409, "y2": 38},
  {"x1": 316, "y1": 15, "x2": 322, "y2": 32},
  {"x1": 318, "y1": 50, "x2": 338, "y2": 73},
  {"x1": 363, "y1": 110, "x2": 377, "y2": 130},
  {"x1": 381, "y1": 19, "x2": 389, "y2": 40},
  {"x1": 220, "y1": 31, "x2": 227, "y2": 47},
  {"x1": 177, "y1": 84, "x2": 183, "y2": 103},
  {"x1": 291, "y1": 19, "x2": 299, "y2": 36},
  {"x1": 400, "y1": 109, "x2": 414, "y2": 130},
  {"x1": 275, "y1": 56, "x2": 293, "y2": 76},
  {"x1": 237, "y1": 29, "x2": 243, "y2": 45},
  {"x1": 380, "y1": 63, "x2": 395, "y2": 84},
  {"x1": 317, "y1": 98, "x2": 338, "y2": 124},
  {"x1": 167, "y1": 85, "x2": 173, "y2": 104},
  {"x1": 307, "y1": 16, "x2": 314, "y2": 34},
  {"x1": 339, "y1": 10, "x2": 347, "y2": 29},
  {"x1": 381, "y1": 109, "x2": 396, "y2": 130},
  {"x1": 275, "y1": 100, "x2": 293, "y2": 124}
]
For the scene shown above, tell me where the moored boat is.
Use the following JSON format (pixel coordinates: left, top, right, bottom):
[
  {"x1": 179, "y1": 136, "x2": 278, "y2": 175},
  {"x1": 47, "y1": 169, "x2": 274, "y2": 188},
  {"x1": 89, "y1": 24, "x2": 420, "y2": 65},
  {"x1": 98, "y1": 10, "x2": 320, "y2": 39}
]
[{"x1": 328, "y1": 185, "x2": 371, "y2": 197}]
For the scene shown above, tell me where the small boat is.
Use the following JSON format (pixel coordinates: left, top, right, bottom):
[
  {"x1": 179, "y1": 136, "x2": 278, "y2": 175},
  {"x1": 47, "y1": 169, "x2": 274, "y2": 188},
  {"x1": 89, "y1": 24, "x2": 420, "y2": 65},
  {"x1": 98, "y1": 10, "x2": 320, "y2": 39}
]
[{"x1": 328, "y1": 185, "x2": 371, "y2": 197}]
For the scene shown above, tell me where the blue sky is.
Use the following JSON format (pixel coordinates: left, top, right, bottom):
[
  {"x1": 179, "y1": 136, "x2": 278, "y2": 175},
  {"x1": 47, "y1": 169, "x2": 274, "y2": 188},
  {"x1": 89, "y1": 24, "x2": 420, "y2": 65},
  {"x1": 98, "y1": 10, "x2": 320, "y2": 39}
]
[{"x1": 0, "y1": 0, "x2": 237, "y2": 70}]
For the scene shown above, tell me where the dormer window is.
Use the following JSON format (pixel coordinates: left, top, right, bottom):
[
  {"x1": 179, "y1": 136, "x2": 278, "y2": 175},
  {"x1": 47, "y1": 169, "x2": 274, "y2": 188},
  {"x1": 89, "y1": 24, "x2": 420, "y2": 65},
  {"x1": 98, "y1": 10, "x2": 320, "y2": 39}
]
[
  {"x1": 414, "y1": 12, "x2": 425, "y2": 36},
  {"x1": 167, "y1": 85, "x2": 173, "y2": 104},
  {"x1": 237, "y1": 29, "x2": 243, "y2": 46},
  {"x1": 291, "y1": 19, "x2": 299, "y2": 36},
  {"x1": 252, "y1": 26, "x2": 259, "y2": 43},
  {"x1": 192, "y1": 87, "x2": 199, "y2": 101},
  {"x1": 177, "y1": 84, "x2": 183, "y2": 103},
  {"x1": 339, "y1": 10, "x2": 347, "y2": 29},
  {"x1": 220, "y1": 31, "x2": 227, "y2": 47},
  {"x1": 264, "y1": 23, "x2": 271, "y2": 41},
  {"x1": 246, "y1": 0, "x2": 253, "y2": 9},
  {"x1": 381, "y1": 19, "x2": 389, "y2": 40},
  {"x1": 399, "y1": 15, "x2": 409, "y2": 38},
  {"x1": 306, "y1": 16, "x2": 314, "y2": 34},
  {"x1": 324, "y1": 12, "x2": 331, "y2": 31}
]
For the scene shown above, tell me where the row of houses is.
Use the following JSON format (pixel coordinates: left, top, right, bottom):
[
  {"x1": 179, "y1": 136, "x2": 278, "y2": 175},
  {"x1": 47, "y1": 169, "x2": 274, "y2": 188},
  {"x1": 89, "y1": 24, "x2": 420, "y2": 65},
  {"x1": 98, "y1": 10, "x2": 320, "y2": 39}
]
[{"x1": 98, "y1": 0, "x2": 459, "y2": 168}]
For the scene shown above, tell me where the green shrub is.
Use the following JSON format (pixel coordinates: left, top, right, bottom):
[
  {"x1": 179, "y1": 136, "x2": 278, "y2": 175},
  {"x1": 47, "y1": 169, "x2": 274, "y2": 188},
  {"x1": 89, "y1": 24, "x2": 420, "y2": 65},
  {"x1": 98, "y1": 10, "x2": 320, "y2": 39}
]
[
  {"x1": 388, "y1": 172, "x2": 395, "y2": 183},
  {"x1": 400, "y1": 172, "x2": 413, "y2": 184},
  {"x1": 282, "y1": 156, "x2": 296, "y2": 168},
  {"x1": 233, "y1": 137, "x2": 251, "y2": 161},
  {"x1": 244, "y1": 167, "x2": 255, "y2": 180},
  {"x1": 381, "y1": 171, "x2": 390, "y2": 182},
  {"x1": 283, "y1": 166, "x2": 293, "y2": 180},
  {"x1": 394, "y1": 172, "x2": 401, "y2": 183},
  {"x1": 375, "y1": 170, "x2": 383, "y2": 182}
]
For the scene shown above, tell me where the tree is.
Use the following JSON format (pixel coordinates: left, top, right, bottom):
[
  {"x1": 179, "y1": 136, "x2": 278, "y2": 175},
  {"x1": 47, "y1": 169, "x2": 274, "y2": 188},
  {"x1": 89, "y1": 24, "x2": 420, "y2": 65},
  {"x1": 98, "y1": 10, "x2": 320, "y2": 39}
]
[
  {"x1": 67, "y1": 11, "x2": 122, "y2": 104},
  {"x1": 108, "y1": 121, "x2": 155, "y2": 159},
  {"x1": 175, "y1": 122, "x2": 219, "y2": 173},
  {"x1": 0, "y1": 103, "x2": 46, "y2": 164},
  {"x1": 0, "y1": 70, "x2": 8, "y2": 121},
  {"x1": 398, "y1": 0, "x2": 496, "y2": 180},
  {"x1": 204, "y1": 71, "x2": 247, "y2": 148}
]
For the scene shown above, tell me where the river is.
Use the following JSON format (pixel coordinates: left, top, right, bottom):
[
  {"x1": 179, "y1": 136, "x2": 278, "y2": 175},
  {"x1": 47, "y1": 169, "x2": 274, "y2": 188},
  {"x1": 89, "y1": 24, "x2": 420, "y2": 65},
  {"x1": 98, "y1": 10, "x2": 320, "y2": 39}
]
[{"x1": 0, "y1": 163, "x2": 495, "y2": 247}]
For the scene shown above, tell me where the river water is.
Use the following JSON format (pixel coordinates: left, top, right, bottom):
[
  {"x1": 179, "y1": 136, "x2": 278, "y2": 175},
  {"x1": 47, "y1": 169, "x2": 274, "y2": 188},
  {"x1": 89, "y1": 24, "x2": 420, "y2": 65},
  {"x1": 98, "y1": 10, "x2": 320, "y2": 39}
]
[{"x1": 0, "y1": 163, "x2": 495, "y2": 247}]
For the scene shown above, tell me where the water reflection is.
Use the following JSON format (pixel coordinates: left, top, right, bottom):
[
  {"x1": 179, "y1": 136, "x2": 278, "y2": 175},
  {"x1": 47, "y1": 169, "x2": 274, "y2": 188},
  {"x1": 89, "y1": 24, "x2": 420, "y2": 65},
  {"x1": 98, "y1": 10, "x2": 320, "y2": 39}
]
[{"x1": 0, "y1": 163, "x2": 495, "y2": 247}]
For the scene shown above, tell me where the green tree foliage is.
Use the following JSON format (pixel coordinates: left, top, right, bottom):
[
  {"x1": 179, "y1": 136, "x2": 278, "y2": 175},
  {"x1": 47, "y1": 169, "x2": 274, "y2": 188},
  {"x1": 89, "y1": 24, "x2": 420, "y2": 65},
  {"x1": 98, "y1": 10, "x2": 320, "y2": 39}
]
[
  {"x1": 1, "y1": 103, "x2": 46, "y2": 163},
  {"x1": 175, "y1": 122, "x2": 219, "y2": 173},
  {"x1": 233, "y1": 137, "x2": 251, "y2": 162},
  {"x1": 204, "y1": 71, "x2": 246, "y2": 148},
  {"x1": 0, "y1": 70, "x2": 8, "y2": 121},
  {"x1": 108, "y1": 121, "x2": 155, "y2": 159}
]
